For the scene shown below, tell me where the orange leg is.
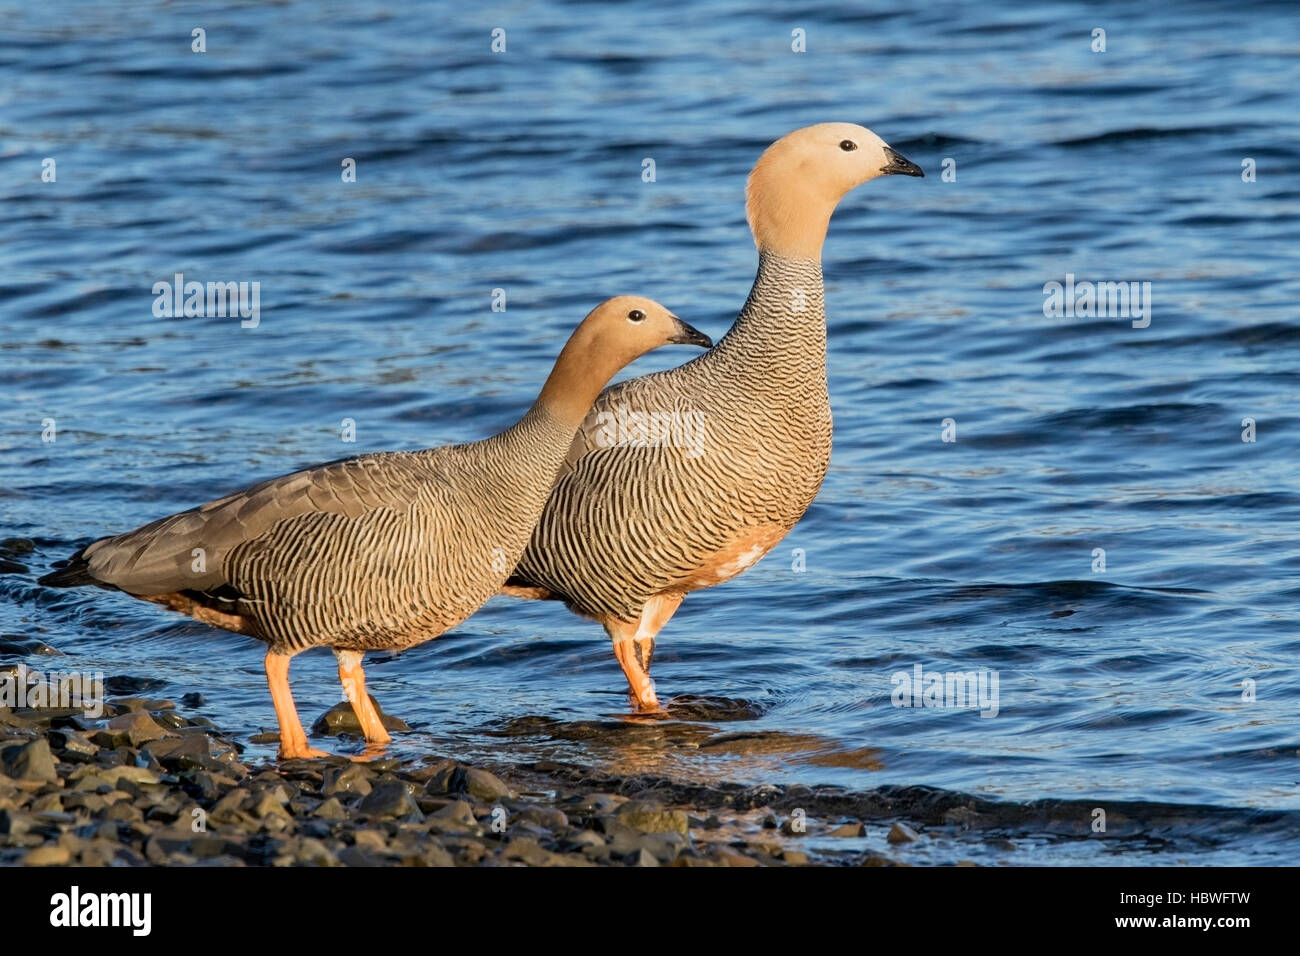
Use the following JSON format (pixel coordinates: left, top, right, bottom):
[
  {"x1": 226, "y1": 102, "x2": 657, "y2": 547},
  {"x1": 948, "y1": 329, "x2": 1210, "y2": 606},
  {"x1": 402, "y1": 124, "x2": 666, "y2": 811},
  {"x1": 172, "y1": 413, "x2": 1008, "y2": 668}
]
[
  {"x1": 604, "y1": 593, "x2": 683, "y2": 713},
  {"x1": 335, "y1": 649, "x2": 392, "y2": 746},
  {"x1": 265, "y1": 650, "x2": 329, "y2": 760}
]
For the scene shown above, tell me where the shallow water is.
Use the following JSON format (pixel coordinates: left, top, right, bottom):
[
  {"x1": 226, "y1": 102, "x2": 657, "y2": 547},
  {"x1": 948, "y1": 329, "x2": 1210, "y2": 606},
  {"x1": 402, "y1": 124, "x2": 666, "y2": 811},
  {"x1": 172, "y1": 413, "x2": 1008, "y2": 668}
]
[{"x1": 2, "y1": 1, "x2": 1299, "y2": 864}]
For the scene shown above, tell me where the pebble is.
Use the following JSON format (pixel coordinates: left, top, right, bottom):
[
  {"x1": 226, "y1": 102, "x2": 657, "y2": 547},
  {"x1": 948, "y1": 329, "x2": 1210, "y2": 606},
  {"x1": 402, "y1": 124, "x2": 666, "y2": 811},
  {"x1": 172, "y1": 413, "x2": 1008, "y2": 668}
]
[
  {"x1": 1, "y1": 739, "x2": 58, "y2": 783},
  {"x1": 464, "y1": 767, "x2": 510, "y2": 801},
  {"x1": 828, "y1": 822, "x2": 866, "y2": 838},
  {"x1": 23, "y1": 845, "x2": 70, "y2": 866},
  {"x1": 614, "y1": 800, "x2": 689, "y2": 835},
  {"x1": 887, "y1": 822, "x2": 920, "y2": 844},
  {"x1": 358, "y1": 782, "x2": 422, "y2": 820},
  {"x1": 312, "y1": 697, "x2": 411, "y2": 736}
]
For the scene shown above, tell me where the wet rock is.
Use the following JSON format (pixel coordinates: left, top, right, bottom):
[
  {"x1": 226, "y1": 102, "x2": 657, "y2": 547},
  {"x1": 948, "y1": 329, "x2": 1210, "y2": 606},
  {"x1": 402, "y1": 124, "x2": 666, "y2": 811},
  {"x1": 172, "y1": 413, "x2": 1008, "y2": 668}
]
[
  {"x1": 49, "y1": 728, "x2": 98, "y2": 763},
  {"x1": 311, "y1": 696, "x2": 411, "y2": 736},
  {"x1": 422, "y1": 759, "x2": 462, "y2": 795},
  {"x1": 605, "y1": 822, "x2": 685, "y2": 863},
  {"x1": 184, "y1": 770, "x2": 233, "y2": 802},
  {"x1": 430, "y1": 799, "x2": 476, "y2": 827},
  {"x1": 209, "y1": 788, "x2": 252, "y2": 826},
  {"x1": 782, "y1": 850, "x2": 810, "y2": 865},
  {"x1": 464, "y1": 767, "x2": 510, "y2": 801},
  {"x1": 563, "y1": 792, "x2": 626, "y2": 815},
  {"x1": 629, "y1": 847, "x2": 659, "y2": 867},
  {"x1": 153, "y1": 711, "x2": 189, "y2": 731},
  {"x1": 943, "y1": 807, "x2": 987, "y2": 828},
  {"x1": 95, "y1": 712, "x2": 168, "y2": 748},
  {"x1": 322, "y1": 764, "x2": 372, "y2": 798},
  {"x1": 828, "y1": 822, "x2": 865, "y2": 838},
  {"x1": 512, "y1": 804, "x2": 568, "y2": 829},
  {"x1": 780, "y1": 815, "x2": 808, "y2": 837},
  {"x1": 358, "y1": 782, "x2": 422, "y2": 820},
  {"x1": 313, "y1": 797, "x2": 348, "y2": 820},
  {"x1": 614, "y1": 800, "x2": 689, "y2": 836},
  {"x1": 249, "y1": 790, "x2": 292, "y2": 820},
  {"x1": 887, "y1": 822, "x2": 919, "y2": 844},
  {"x1": 0, "y1": 637, "x2": 59, "y2": 656},
  {"x1": 69, "y1": 765, "x2": 161, "y2": 790},
  {"x1": 142, "y1": 735, "x2": 213, "y2": 771},
  {"x1": 428, "y1": 801, "x2": 480, "y2": 837},
  {"x1": 111, "y1": 697, "x2": 175, "y2": 713},
  {"x1": 181, "y1": 693, "x2": 206, "y2": 708},
  {"x1": 689, "y1": 813, "x2": 722, "y2": 830},
  {"x1": 103, "y1": 675, "x2": 166, "y2": 695},
  {"x1": 1, "y1": 738, "x2": 59, "y2": 782},
  {"x1": 502, "y1": 836, "x2": 557, "y2": 866}
]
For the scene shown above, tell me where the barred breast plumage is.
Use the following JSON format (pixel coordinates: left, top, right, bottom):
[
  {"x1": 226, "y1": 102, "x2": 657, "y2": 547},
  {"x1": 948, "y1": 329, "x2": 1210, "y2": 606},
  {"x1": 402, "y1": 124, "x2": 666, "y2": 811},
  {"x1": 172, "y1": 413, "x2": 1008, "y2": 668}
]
[
  {"x1": 39, "y1": 295, "x2": 711, "y2": 758},
  {"x1": 508, "y1": 123, "x2": 924, "y2": 711},
  {"x1": 520, "y1": 254, "x2": 831, "y2": 620}
]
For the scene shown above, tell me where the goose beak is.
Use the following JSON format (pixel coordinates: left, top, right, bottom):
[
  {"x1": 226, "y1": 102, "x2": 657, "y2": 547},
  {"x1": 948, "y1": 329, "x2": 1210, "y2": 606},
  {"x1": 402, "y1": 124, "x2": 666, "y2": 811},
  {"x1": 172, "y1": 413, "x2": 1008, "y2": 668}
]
[
  {"x1": 880, "y1": 146, "x2": 924, "y2": 177},
  {"x1": 668, "y1": 315, "x2": 712, "y2": 349}
]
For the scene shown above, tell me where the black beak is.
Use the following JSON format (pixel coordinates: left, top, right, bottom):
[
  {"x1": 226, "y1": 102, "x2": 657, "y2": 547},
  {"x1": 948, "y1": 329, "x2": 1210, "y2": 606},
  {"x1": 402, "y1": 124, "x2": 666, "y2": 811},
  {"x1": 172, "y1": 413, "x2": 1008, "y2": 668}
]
[
  {"x1": 668, "y1": 315, "x2": 712, "y2": 349},
  {"x1": 880, "y1": 146, "x2": 924, "y2": 177}
]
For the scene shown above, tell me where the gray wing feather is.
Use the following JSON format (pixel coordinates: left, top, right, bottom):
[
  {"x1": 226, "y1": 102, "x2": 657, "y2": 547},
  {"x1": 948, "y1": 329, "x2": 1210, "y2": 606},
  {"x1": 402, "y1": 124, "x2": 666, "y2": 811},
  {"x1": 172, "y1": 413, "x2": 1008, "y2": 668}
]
[{"x1": 81, "y1": 453, "x2": 430, "y2": 596}]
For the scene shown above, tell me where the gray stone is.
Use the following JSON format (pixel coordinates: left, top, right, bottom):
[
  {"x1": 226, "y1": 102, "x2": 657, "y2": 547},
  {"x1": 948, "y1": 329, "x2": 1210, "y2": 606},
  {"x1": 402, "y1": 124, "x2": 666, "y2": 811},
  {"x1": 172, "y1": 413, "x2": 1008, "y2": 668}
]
[
  {"x1": 2, "y1": 738, "x2": 58, "y2": 782},
  {"x1": 313, "y1": 797, "x2": 348, "y2": 820},
  {"x1": 630, "y1": 847, "x2": 659, "y2": 867},
  {"x1": 322, "y1": 764, "x2": 372, "y2": 798},
  {"x1": 24, "y1": 845, "x2": 71, "y2": 866},
  {"x1": 887, "y1": 822, "x2": 919, "y2": 844},
  {"x1": 358, "y1": 782, "x2": 422, "y2": 820},
  {"x1": 312, "y1": 696, "x2": 410, "y2": 736},
  {"x1": 464, "y1": 767, "x2": 510, "y2": 801},
  {"x1": 827, "y1": 822, "x2": 866, "y2": 838},
  {"x1": 614, "y1": 800, "x2": 689, "y2": 835}
]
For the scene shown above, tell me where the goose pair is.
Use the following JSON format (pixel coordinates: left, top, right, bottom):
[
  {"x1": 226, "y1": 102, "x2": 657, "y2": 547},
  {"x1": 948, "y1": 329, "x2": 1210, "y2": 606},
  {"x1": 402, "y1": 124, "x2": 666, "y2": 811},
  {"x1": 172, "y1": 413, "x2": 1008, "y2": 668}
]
[
  {"x1": 40, "y1": 299, "x2": 710, "y2": 758},
  {"x1": 43, "y1": 122, "x2": 922, "y2": 754}
]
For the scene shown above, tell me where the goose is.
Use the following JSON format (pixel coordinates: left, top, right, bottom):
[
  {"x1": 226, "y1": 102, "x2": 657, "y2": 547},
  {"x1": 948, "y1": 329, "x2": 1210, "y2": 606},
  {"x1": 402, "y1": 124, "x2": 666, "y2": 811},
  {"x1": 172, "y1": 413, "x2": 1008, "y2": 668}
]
[
  {"x1": 40, "y1": 296, "x2": 711, "y2": 757},
  {"x1": 506, "y1": 123, "x2": 922, "y2": 711}
]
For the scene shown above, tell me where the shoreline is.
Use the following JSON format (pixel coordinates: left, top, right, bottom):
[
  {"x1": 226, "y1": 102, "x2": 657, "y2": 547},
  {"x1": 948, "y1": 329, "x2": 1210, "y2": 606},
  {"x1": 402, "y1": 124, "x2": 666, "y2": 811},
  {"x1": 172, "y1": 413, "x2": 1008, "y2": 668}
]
[
  {"x1": 0, "y1": 682, "x2": 897, "y2": 867},
  {"x1": 2, "y1": 672, "x2": 1289, "y2": 866}
]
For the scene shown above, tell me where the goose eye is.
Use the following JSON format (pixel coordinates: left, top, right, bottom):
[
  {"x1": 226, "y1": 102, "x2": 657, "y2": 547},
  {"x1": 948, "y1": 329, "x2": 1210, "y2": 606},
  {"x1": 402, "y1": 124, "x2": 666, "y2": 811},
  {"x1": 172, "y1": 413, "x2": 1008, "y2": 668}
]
[
  {"x1": 627, "y1": 309, "x2": 646, "y2": 323},
  {"x1": 840, "y1": 140, "x2": 857, "y2": 152}
]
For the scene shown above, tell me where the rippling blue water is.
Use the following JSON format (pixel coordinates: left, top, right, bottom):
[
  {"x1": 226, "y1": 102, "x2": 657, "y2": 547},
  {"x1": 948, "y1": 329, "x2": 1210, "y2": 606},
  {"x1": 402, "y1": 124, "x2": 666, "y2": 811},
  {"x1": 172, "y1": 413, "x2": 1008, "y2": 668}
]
[{"x1": 3, "y1": 1, "x2": 1299, "y2": 863}]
